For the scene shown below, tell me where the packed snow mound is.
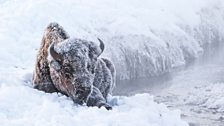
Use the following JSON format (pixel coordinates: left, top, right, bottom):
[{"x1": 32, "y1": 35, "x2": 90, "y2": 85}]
[
  {"x1": 0, "y1": 0, "x2": 224, "y2": 80},
  {"x1": 0, "y1": 84, "x2": 188, "y2": 126}
]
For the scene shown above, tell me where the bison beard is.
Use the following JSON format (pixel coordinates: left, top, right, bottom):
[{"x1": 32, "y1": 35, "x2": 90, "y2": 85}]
[{"x1": 33, "y1": 23, "x2": 115, "y2": 110}]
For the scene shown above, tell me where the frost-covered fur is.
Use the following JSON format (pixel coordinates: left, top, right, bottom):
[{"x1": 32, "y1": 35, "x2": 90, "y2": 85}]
[
  {"x1": 33, "y1": 22, "x2": 115, "y2": 110},
  {"x1": 33, "y1": 22, "x2": 69, "y2": 93},
  {"x1": 49, "y1": 39, "x2": 115, "y2": 110}
]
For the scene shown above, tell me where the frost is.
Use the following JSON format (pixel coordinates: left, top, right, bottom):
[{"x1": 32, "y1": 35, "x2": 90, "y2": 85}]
[{"x1": 0, "y1": 0, "x2": 223, "y2": 80}]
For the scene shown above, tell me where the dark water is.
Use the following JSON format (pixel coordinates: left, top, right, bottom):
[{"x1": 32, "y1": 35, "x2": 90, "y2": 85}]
[
  {"x1": 114, "y1": 72, "x2": 172, "y2": 96},
  {"x1": 113, "y1": 41, "x2": 224, "y2": 126}
]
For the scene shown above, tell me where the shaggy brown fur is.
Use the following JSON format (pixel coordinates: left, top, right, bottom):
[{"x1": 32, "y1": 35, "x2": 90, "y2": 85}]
[
  {"x1": 33, "y1": 22, "x2": 115, "y2": 110},
  {"x1": 32, "y1": 23, "x2": 69, "y2": 93}
]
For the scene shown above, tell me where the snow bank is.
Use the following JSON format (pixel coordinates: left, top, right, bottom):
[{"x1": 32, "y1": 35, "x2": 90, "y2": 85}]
[
  {"x1": 0, "y1": 0, "x2": 224, "y2": 80},
  {"x1": 0, "y1": 84, "x2": 188, "y2": 126}
]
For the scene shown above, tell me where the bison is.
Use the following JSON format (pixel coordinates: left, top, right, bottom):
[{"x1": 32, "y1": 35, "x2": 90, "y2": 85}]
[{"x1": 33, "y1": 23, "x2": 115, "y2": 110}]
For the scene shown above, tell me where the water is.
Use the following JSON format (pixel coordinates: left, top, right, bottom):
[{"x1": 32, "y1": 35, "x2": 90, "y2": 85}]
[
  {"x1": 154, "y1": 63, "x2": 224, "y2": 126},
  {"x1": 114, "y1": 42, "x2": 224, "y2": 126}
]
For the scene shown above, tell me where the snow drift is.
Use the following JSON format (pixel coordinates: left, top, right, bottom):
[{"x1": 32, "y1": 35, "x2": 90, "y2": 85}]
[{"x1": 0, "y1": 84, "x2": 188, "y2": 126}]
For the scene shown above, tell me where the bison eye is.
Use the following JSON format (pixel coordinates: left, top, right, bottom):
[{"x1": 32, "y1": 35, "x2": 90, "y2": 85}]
[
  {"x1": 64, "y1": 67, "x2": 73, "y2": 73},
  {"x1": 64, "y1": 67, "x2": 69, "y2": 71},
  {"x1": 87, "y1": 64, "x2": 94, "y2": 74},
  {"x1": 87, "y1": 64, "x2": 91, "y2": 71},
  {"x1": 63, "y1": 64, "x2": 73, "y2": 73}
]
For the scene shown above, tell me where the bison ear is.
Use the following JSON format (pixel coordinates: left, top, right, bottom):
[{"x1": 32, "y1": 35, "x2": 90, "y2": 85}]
[{"x1": 49, "y1": 42, "x2": 63, "y2": 61}]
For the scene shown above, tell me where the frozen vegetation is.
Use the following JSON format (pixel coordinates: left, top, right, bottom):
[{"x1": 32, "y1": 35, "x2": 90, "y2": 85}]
[
  {"x1": 0, "y1": 0, "x2": 224, "y2": 80},
  {"x1": 0, "y1": 0, "x2": 224, "y2": 125}
]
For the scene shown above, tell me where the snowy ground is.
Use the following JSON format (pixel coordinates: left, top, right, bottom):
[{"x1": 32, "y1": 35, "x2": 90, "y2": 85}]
[
  {"x1": 0, "y1": 0, "x2": 224, "y2": 126},
  {"x1": 0, "y1": 85, "x2": 188, "y2": 126},
  {"x1": 0, "y1": 69, "x2": 188, "y2": 126}
]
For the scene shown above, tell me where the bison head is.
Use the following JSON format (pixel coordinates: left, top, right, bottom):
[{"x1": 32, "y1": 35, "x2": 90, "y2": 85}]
[{"x1": 49, "y1": 38, "x2": 104, "y2": 104}]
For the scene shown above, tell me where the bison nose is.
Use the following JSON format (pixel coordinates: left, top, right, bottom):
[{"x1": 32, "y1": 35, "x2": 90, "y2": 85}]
[
  {"x1": 74, "y1": 86, "x2": 92, "y2": 103},
  {"x1": 76, "y1": 87, "x2": 91, "y2": 96},
  {"x1": 76, "y1": 86, "x2": 91, "y2": 95}
]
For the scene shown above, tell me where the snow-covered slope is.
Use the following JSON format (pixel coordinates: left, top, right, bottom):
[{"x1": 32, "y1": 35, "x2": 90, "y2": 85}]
[
  {"x1": 0, "y1": 0, "x2": 224, "y2": 80},
  {"x1": 0, "y1": 85, "x2": 188, "y2": 126}
]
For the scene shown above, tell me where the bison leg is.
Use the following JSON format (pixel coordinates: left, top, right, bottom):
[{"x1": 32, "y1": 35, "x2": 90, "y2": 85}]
[
  {"x1": 33, "y1": 61, "x2": 58, "y2": 93},
  {"x1": 33, "y1": 82, "x2": 58, "y2": 93},
  {"x1": 101, "y1": 58, "x2": 116, "y2": 95},
  {"x1": 87, "y1": 86, "x2": 112, "y2": 110}
]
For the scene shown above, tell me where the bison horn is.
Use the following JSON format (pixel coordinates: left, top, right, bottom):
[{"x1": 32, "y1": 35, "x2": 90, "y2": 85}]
[
  {"x1": 49, "y1": 43, "x2": 62, "y2": 61},
  {"x1": 97, "y1": 38, "x2": 104, "y2": 55}
]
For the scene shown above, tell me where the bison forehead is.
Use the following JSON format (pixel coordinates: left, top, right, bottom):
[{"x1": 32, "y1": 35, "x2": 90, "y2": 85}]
[
  {"x1": 54, "y1": 38, "x2": 90, "y2": 54},
  {"x1": 54, "y1": 38, "x2": 101, "y2": 58}
]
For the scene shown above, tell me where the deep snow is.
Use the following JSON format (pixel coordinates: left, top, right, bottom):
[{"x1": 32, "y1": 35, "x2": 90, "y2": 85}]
[
  {"x1": 0, "y1": 84, "x2": 188, "y2": 126},
  {"x1": 0, "y1": 0, "x2": 224, "y2": 126}
]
